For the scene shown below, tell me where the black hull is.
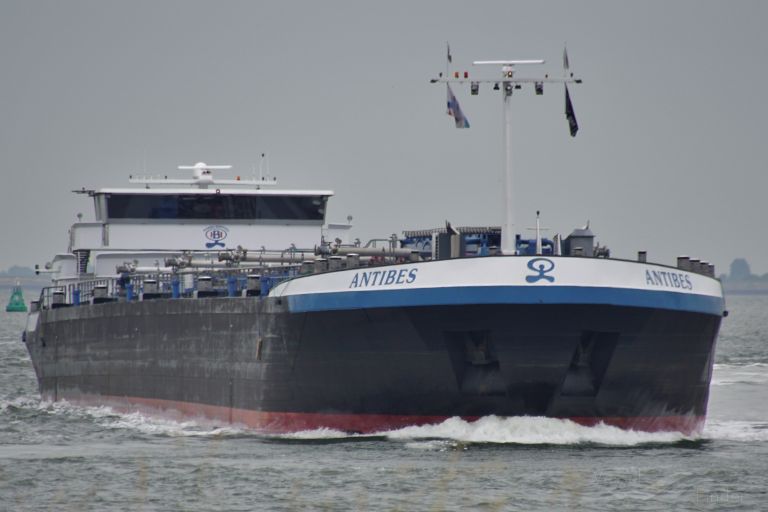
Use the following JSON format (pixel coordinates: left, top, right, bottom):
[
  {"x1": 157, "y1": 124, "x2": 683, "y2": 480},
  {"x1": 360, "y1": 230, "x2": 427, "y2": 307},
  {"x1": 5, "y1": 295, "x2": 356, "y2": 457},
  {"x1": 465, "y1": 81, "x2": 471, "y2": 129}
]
[{"x1": 25, "y1": 297, "x2": 721, "y2": 433}]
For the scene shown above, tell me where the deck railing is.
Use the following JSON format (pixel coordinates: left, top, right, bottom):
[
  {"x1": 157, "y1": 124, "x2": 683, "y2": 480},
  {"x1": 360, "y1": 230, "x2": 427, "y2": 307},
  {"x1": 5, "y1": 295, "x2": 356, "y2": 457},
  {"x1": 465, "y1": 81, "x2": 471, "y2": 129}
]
[{"x1": 37, "y1": 266, "x2": 298, "y2": 310}]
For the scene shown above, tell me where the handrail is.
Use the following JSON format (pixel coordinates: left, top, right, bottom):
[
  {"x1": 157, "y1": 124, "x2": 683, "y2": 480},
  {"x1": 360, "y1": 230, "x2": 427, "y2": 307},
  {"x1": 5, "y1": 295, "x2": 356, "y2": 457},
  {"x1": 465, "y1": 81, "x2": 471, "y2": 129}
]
[{"x1": 37, "y1": 265, "x2": 299, "y2": 310}]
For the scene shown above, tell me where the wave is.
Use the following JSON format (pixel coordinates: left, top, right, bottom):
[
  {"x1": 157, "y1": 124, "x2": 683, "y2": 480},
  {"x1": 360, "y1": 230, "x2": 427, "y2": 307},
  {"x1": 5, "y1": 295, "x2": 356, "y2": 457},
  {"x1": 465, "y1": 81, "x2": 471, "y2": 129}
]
[
  {"x1": 703, "y1": 420, "x2": 768, "y2": 442},
  {"x1": 283, "y1": 416, "x2": 768, "y2": 446},
  {"x1": 268, "y1": 416, "x2": 694, "y2": 446},
  {"x1": 0, "y1": 397, "x2": 246, "y2": 437},
  {"x1": 0, "y1": 395, "x2": 41, "y2": 413},
  {"x1": 381, "y1": 416, "x2": 690, "y2": 446},
  {"x1": 278, "y1": 427, "x2": 354, "y2": 440},
  {"x1": 715, "y1": 356, "x2": 768, "y2": 366},
  {"x1": 6, "y1": 397, "x2": 767, "y2": 446},
  {"x1": 711, "y1": 363, "x2": 768, "y2": 386},
  {"x1": 713, "y1": 362, "x2": 768, "y2": 369},
  {"x1": 95, "y1": 409, "x2": 247, "y2": 437},
  {"x1": 269, "y1": 416, "x2": 768, "y2": 446}
]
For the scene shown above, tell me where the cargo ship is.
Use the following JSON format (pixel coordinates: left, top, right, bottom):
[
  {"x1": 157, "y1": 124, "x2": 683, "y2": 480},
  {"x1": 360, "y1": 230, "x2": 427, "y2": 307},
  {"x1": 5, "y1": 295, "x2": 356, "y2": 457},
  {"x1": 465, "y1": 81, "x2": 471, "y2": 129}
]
[{"x1": 23, "y1": 53, "x2": 725, "y2": 435}]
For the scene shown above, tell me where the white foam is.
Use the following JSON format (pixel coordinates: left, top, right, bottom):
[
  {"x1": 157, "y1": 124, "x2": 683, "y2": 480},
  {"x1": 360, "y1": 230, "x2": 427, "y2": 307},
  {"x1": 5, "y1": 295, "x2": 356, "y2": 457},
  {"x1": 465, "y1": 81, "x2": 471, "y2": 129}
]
[
  {"x1": 100, "y1": 407, "x2": 248, "y2": 437},
  {"x1": 383, "y1": 416, "x2": 690, "y2": 446},
  {"x1": 402, "y1": 440, "x2": 460, "y2": 451},
  {"x1": 276, "y1": 427, "x2": 354, "y2": 440},
  {"x1": 97, "y1": 409, "x2": 246, "y2": 437},
  {"x1": 13, "y1": 397, "x2": 766, "y2": 446},
  {"x1": 3, "y1": 398, "x2": 248, "y2": 437},
  {"x1": 0, "y1": 396, "x2": 96, "y2": 417},
  {"x1": 0, "y1": 395, "x2": 40, "y2": 413},
  {"x1": 256, "y1": 417, "x2": 694, "y2": 446}
]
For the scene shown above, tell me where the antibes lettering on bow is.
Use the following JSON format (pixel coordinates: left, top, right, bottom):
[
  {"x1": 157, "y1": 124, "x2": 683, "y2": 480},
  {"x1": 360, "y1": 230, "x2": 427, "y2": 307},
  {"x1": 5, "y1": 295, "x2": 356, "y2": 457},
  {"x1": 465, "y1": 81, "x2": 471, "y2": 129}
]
[
  {"x1": 349, "y1": 268, "x2": 419, "y2": 289},
  {"x1": 645, "y1": 269, "x2": 693, "y2": 291}
]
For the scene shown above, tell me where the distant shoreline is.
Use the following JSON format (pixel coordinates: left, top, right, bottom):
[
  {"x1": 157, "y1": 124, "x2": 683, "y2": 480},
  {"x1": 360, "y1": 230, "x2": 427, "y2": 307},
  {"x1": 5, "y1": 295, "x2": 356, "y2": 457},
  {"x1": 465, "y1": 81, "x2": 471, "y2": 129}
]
[
  {"x1": 0, "y1": 276, "x2": 50, "y2": 301},
  {"x1": 721, "y1": 279, "x2": 768, "y2": 296},
  {"x1": 0, "y1": 276, "x2": 50, "y2": 285}
]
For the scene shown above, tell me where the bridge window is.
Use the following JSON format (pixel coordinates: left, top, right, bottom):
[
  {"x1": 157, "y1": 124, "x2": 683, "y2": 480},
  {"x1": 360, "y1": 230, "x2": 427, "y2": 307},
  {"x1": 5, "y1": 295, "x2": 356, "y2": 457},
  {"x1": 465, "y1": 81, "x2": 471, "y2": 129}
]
[{"x1": 105, "y1": 194, "x2": 327, "y2": 221}]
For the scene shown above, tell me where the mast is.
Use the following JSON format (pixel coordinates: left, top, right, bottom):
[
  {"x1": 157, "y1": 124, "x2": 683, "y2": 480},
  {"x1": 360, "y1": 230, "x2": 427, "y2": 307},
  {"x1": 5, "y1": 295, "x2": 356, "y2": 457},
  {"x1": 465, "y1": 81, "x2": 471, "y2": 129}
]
[
  {"x1": 503, "y1": 79, "x2": 515, "y2": 254},
  {"x1": 431, "y1": 51, "x2": 582, "y2": 255}
]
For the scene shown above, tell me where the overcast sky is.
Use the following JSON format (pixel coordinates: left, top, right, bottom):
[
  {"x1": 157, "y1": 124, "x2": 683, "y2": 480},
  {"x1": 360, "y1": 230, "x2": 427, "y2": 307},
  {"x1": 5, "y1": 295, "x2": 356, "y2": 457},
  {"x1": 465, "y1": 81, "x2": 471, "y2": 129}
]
[{"x1": 1, "y1": 1, "x2": 766, "y2": 275}]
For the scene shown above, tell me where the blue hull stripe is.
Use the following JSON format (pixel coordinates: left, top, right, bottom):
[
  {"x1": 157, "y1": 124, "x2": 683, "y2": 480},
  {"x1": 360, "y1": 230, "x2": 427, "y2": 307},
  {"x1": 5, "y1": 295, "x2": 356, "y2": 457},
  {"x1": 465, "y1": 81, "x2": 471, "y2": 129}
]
[{"x1": 285, "y1": 286, "x2": 724, "y2": 315}]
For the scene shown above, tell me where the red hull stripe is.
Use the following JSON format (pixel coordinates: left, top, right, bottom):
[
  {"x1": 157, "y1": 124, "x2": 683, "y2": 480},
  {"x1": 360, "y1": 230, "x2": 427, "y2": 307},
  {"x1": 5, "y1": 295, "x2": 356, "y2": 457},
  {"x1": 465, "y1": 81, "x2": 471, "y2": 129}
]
[{"x1": 54, "y1": 393, "x2": 705, "y2": 435}]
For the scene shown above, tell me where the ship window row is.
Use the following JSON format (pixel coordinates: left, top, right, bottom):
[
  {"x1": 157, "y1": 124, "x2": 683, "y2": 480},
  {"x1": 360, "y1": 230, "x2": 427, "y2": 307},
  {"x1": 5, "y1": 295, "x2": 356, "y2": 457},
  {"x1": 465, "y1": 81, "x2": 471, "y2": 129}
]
[{"x1": 105, "y1": 194, "x2": 327, "y2": 221}]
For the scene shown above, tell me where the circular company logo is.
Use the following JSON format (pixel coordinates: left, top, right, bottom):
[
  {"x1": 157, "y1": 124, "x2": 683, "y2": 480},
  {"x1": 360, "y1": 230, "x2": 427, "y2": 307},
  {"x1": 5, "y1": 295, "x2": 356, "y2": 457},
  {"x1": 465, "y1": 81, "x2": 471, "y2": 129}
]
[
  {"x1": 526, "y1": 257, "x2": 556, "y2": 283},
  {"x1": 204, "y1": 225, "x2": 229, "y2": 248}
]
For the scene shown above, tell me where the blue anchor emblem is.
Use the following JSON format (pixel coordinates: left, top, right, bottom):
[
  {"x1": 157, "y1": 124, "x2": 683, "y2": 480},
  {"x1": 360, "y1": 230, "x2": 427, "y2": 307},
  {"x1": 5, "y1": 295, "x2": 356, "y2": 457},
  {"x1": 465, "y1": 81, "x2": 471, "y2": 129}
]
[{"x1": 526, "y1": 258, "x2": 556, "y2": 283}]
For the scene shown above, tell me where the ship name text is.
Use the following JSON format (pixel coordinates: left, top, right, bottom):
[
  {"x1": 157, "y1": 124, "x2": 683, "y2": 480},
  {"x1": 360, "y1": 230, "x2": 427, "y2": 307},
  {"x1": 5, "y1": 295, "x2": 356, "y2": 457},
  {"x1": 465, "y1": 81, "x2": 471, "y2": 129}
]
[
  {"x1": 645, "y1": 269, "x2": 693, "y2": 290},
  {"x1": 349, "y1": 268, "x2": 418, "y2": 289}
]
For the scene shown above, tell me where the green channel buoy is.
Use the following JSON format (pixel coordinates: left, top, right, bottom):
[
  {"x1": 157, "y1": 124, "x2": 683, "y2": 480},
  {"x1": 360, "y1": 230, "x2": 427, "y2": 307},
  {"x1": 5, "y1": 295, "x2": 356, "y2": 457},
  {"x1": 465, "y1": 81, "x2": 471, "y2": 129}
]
[{"x1": 5, "y1": 284, "x2": 27, "y2": 313}]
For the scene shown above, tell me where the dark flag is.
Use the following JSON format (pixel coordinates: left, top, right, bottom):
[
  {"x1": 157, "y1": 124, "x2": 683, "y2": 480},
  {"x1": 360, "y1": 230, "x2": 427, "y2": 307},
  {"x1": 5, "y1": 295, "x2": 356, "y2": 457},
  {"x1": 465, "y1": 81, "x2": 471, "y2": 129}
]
[
  {"x1": 447, "y1": 42, "x2": 452, "y2": 63},
  {"x1": 565, "y1": 84, "x2": 578, "y2": 137}
]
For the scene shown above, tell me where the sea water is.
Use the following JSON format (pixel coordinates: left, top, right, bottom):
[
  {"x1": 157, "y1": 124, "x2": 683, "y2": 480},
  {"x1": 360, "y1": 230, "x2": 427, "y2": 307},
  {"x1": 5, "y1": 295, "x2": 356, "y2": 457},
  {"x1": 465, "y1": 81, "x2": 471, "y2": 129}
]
[{"x1": 1, "y1": 296, "x2": 766, "y2": 511}]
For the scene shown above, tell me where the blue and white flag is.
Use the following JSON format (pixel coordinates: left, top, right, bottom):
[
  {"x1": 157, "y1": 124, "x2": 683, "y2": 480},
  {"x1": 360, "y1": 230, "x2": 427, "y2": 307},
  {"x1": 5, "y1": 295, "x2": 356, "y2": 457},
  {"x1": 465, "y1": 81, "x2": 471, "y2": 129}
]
[{"x1": 446, "y1": 84, "x2": 470, "y2": 129}]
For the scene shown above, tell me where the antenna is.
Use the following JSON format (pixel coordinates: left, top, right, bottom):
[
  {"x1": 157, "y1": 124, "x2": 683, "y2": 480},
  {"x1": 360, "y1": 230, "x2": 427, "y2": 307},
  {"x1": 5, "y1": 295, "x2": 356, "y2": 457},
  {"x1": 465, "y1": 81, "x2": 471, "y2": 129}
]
[
  {"x1": 526, "y1": 210, "x2": 550, "y2": 256},
  {"x1": 535, "y1": 211, "x2": 542, "y2": 255},
  {"x1": 259, "y1": 153, "x2": 267, "y2": 182},
  {"x1": 177, "y1": 163, "x2": 233, "y2": 171},
  {"x1": 430, "y1": 46, "x2": 582, "y2": 255},
  {"x1": 473, "y1": 60, "x2": 545, "y2": 66}
]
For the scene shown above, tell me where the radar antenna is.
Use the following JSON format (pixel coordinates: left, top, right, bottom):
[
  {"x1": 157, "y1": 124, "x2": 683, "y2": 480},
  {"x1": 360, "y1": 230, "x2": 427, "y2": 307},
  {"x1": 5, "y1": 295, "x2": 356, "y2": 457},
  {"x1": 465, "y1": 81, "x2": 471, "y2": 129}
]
[{"x1": 129, "y1": 161, "x2": 279, "y2": 189}]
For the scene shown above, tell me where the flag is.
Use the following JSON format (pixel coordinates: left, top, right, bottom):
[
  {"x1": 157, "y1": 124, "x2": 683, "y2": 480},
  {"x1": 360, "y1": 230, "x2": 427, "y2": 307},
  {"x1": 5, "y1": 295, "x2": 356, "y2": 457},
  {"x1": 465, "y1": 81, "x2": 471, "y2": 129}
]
[
  {"x1": 565, "y1": 84, "x2": 578, "y2": 137},
  {"x1": 446, "y1": 84, "x2": 470, "y2": 128},
  {"x1": 447, "y1": 42, "x2": 452, "y2": 63}
]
